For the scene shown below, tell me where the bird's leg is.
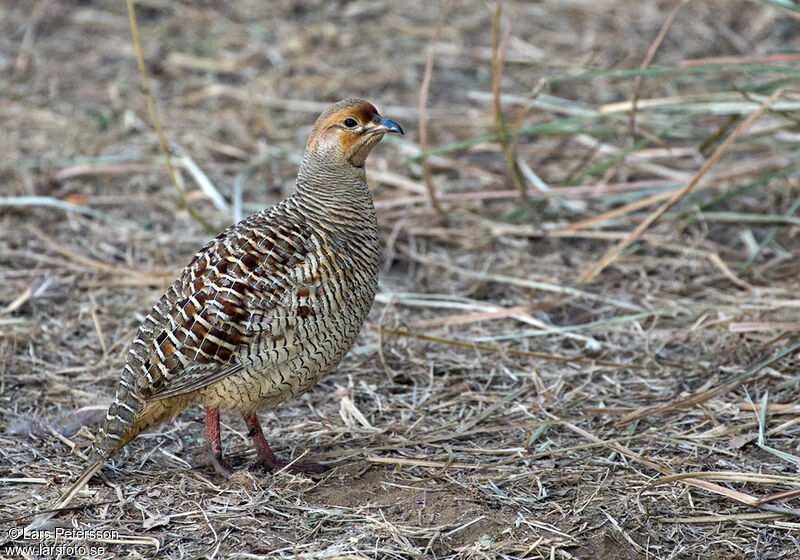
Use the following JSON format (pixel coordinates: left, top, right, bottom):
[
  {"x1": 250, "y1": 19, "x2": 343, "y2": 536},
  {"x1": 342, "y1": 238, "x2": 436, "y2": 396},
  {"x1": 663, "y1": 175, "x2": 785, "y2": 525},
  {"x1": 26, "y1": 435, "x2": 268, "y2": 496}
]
[
  {"x1": 206, "y1": 406, "x2": 233, "y2": 477},
  {"x1": 243, "y1": 413, "x2": 330, "y2": 475},
  {"x1": 242, "y1": 412, "x2": 278, "y2": 466}
]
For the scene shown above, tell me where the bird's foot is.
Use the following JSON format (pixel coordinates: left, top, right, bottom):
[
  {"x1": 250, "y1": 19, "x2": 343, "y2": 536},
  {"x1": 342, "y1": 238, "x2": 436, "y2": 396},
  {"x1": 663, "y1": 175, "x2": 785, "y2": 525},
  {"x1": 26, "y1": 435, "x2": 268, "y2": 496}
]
[
  {"x1": 210, "y1": 453, "x2": 234, "y2": 478},
  {"x1": 241, "y1": 412, "x2": 330, "y2": 476}
]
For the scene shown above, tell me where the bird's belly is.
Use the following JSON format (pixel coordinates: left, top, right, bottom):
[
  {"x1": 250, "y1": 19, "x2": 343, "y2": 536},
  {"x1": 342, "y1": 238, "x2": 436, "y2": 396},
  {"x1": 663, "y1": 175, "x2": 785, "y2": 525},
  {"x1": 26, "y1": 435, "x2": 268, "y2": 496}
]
[
  {"x1": 197, "y1": 283, "x2": 374, "y2": 413},
  {"x1": 200, "y1": 333, "x2": 355, "y2": 413}
]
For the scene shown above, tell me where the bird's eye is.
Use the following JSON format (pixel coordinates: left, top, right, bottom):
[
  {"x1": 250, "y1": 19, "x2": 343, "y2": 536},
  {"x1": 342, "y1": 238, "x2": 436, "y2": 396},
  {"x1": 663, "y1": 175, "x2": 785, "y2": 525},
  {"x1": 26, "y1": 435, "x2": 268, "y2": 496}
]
[{"x1": 343, "y1": 118, "x2": 358, "y2": 128}]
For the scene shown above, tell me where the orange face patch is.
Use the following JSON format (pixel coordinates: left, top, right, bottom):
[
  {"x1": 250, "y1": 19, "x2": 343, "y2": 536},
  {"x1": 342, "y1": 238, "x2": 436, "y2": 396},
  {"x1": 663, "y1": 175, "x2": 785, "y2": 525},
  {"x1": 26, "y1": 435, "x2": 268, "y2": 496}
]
[
  {"x1": 336, "y1": 128, "x2": 369, "y2": 159},
  {"x1": 347, "y1": 102, "x2": 380, "y2": 124},
  {"x1": 308, "y1": 101, "x2": 380, "y2": 151}
]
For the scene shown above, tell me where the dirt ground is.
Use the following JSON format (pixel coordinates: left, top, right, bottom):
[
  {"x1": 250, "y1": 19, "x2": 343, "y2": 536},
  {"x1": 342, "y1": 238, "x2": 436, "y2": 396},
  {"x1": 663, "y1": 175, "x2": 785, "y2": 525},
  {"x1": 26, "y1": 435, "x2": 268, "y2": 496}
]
[{"x1": 2, "y1": 0, "x2": 800, "y2": 558}]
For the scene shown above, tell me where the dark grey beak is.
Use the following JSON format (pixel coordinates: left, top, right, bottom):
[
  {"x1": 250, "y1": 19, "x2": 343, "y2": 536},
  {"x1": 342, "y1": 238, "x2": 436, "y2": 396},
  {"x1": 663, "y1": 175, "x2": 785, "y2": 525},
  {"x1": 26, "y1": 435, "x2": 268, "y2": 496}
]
[{"x1": 370, "y1": 115, "x2": 404, "y2": 135}]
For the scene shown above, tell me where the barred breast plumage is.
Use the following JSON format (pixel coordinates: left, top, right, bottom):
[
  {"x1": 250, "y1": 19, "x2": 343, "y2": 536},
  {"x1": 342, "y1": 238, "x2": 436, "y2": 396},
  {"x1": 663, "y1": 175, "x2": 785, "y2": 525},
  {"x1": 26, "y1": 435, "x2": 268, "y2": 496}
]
[{"x1": 31, "y1": 99, "x2": 403, "y2": 527}]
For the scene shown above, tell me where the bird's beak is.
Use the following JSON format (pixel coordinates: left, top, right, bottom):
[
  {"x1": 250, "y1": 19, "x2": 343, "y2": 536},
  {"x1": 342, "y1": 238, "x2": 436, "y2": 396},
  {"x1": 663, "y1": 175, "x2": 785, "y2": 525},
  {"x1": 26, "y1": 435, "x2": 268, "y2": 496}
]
[{"x1": 368, "y1": 115, "x2": 404, "y2": 135}]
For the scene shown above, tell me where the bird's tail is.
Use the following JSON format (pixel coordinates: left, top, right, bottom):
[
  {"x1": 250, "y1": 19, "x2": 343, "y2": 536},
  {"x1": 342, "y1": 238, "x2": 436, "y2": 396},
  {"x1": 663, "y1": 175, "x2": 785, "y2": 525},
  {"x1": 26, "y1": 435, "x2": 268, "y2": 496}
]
[
  {"x1": 26, "y1": 460, "x2": 104, "y2": 530},
  {"x1": 25, "y1": 382, "x2": 142, "y2": 530},
  {"x1": 26, "y1": 396, "x2": 178, "y2": 530}
]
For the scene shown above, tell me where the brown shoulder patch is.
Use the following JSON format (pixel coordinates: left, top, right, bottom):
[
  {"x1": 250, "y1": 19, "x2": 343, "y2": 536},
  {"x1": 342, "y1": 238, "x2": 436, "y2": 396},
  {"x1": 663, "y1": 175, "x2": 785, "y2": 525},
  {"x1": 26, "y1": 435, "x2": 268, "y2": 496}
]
[
  {"x1": 297, "y1": 305, "x2": 313, "y2": 319},
  {"x1": 240, "y1": 253, "x2": 259, "y2": 272}
]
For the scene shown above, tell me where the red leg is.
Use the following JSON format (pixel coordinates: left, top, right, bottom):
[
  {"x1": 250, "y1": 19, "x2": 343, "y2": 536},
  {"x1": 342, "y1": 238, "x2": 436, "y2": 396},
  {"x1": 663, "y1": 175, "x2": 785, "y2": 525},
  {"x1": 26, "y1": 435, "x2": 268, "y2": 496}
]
[
  {"x1": 243, "y1": 412, "x2": 278, "y2": 466},
  {"x1": 206, "y1": 407, "x2": 233, "y2": 477},
  {"x1": 243, "y1": 413, "x2": 329, "y2": 475}
]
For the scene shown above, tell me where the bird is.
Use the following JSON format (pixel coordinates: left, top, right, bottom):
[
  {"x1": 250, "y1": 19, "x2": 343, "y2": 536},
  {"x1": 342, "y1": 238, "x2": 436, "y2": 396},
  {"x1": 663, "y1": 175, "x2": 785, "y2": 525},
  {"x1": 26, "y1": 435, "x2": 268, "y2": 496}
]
[{"x1": 30, "y1": 98, "x2": 403, "y2": 527}]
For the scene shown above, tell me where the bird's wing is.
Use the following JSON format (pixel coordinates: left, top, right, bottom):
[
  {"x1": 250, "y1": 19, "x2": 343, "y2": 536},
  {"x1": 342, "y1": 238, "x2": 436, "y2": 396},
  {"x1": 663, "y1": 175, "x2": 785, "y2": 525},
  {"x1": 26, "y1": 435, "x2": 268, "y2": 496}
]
[{"x1": 134, "y1": 208, "x2": 330, "y2": 402}]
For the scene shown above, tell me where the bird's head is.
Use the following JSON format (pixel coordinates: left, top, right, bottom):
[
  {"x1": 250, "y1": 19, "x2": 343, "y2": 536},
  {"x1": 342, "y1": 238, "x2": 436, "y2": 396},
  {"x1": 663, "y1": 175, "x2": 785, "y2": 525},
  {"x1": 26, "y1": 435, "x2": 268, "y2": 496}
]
[{"x1": 305, "y1": 99, "x2": 404, "y2": 169}]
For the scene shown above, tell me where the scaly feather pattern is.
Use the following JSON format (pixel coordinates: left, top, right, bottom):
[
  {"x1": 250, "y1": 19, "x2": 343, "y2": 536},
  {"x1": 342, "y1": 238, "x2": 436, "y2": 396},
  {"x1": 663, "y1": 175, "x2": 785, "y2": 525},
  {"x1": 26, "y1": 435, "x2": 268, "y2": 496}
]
[{"x1": 29, "y1": 99, "x2": 402, "y2": 528}]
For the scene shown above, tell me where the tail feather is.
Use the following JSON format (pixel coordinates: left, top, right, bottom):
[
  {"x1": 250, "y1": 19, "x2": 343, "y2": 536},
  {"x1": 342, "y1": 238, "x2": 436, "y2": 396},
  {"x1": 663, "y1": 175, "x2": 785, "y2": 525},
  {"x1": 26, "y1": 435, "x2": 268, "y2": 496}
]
[
  {"x1": 27, "y1": 398, "x2": 181, "y2": 529},
  {"x1": 27, "y1": 460, "x2": 104, "y2": 530}
]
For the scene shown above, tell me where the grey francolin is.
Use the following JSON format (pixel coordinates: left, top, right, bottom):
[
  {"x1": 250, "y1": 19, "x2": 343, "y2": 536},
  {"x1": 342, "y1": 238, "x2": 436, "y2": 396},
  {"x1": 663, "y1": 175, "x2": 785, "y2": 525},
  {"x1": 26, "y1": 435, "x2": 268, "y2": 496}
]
[{"x1": 32, "y1": 99, "x2": 402, "y2": 526}]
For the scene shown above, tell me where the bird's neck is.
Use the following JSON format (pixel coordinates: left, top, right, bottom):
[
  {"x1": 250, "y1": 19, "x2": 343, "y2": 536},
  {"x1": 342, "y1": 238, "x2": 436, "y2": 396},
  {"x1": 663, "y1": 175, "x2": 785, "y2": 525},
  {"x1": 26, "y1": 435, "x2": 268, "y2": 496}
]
[
  {"x1": 295, "y1": 156, "x2": 371, "y2": 204},
  {"x1": 292, "y1": 157, "x2": 377, "y2": 233}
]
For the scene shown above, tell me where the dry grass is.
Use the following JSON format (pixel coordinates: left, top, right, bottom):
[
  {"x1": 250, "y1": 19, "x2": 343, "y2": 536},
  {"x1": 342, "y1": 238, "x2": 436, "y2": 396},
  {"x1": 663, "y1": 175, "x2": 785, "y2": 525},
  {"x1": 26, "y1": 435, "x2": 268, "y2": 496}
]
[{"x1": 2, "y1": 0, "x2": 800, "y2": 558}]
